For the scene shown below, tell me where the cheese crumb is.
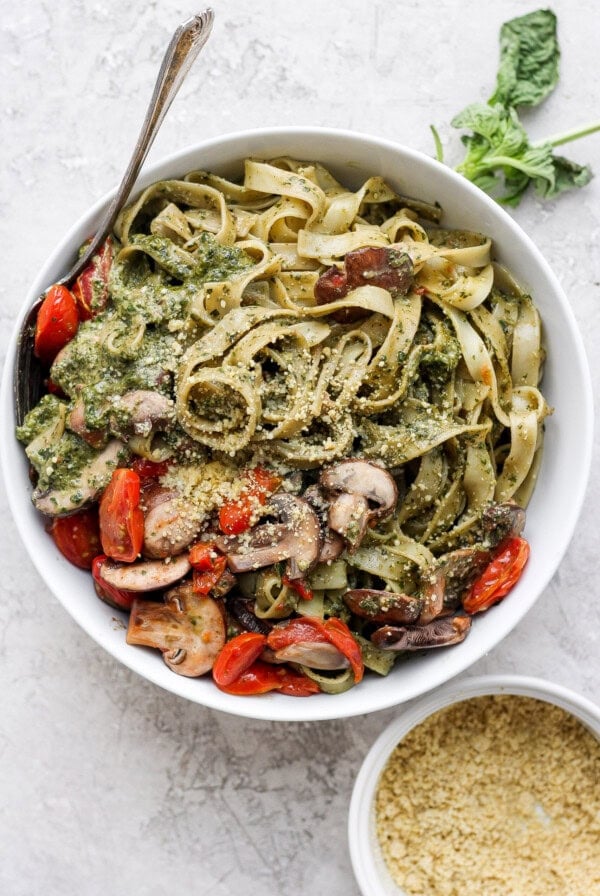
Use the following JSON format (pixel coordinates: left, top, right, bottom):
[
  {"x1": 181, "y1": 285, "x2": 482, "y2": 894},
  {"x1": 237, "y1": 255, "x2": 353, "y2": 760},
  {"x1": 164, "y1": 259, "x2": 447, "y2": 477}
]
[{"x1": 376, "y1": 694, "x2": 600, "y2": 896}]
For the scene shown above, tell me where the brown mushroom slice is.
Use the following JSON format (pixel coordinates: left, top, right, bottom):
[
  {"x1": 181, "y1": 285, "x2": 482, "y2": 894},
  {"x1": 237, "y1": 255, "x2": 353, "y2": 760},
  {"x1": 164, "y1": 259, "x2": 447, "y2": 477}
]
[
  {"x1": 319, "y1": 460, "x2": 398, "y2": 551},
  {"x1": 126, "y1": 583, "x2": 226, "y2": 676},
  {"x1": 218, "y1": 494, "x2": 321, "y2": 580},
  {"x1": 229, "y1": 598, "x2": 272, "y2": 636},
  {"x1": 344, "y1": 588, "x2": 422, "y2": 624},
  {"x1": 418, "y1": 546, "x2": 493, "y2": 623},
  {"x1": 68, "y1": 398, "x2": 107, "y2": 448},
  {"x1": 111, "y1": 390, "x2": 175, "y2": 438},
  {"x1": 269, "y1": 641, "x2": 350, "y2": 670},
  {"x1": 142, "y1": 485, "x2": 205, "y2": 560},
  {"x1": 319, "y1": 531, "x2": 346, "y2": 563},
  {"x1": 98, "y1": 553, "x2": 191, "y2": 592},
  {"x1": 303, "y1": 483, "x2": 346, "y2": 563},
  {"x1": 371, "y1": 615, "x2": 472, "y2": 651},
  {"x1": 482, "y1": 501, "x2": 526, "y2": 547},
  {"x1": 33, "y1": 438, "x2": 126, "y2": 516}
]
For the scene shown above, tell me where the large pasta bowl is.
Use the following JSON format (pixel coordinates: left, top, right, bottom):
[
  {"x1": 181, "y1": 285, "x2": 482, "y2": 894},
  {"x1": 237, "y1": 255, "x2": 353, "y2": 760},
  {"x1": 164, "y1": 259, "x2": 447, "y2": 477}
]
[{"x1": 1, "y1": 127, "x2": 593, "y2": 721}]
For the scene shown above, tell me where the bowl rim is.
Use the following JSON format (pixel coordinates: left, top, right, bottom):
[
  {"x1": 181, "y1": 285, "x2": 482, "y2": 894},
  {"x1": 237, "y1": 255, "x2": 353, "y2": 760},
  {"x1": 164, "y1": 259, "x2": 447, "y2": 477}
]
[
  {"x1": 348, "y1": 673, "x2": 600, "y2": 896},
  {"x1": 1, "y1": 125, "x2": 595, "y2": 721}
]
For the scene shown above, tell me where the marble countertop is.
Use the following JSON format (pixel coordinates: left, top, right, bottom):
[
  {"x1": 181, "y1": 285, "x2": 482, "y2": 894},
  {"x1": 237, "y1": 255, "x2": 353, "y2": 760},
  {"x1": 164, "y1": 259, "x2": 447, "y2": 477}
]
[{"x1": 1, "y1": 1, "x2": 599, "y2": 893}]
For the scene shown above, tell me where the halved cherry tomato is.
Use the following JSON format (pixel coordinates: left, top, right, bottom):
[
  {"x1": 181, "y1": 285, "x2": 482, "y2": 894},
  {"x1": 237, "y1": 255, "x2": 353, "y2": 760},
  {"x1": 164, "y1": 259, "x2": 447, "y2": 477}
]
[
  {"x1": 99, "y1": 469, "x2": 144, "y2": 563},
  {"x1": 214, "y1": 659, "x2": 320, "y2": 697},
  {"x1": 72, "y1": 237, "x2": 113, "y2": 320},
  {"x1": 50, "y1": 507, "x2": 101, "y2": 569},
  {"x1": 189, "y1": 542, "x2": 220, "y2": 572},
  {"x1": 267, "y1": 616, "x2": 364, "y2": 684},
  {"x1": 45, "y1": 377, "x2": 67, "y2": 398},
  {"x1": 267, "y1": 617, "x2": 328, "y2": 650},
  {"x1": 91, "y1": 555, "x2": 135, "y2": 611},
  {"x1": 463, "y1": 536, "x2": 530, "y2": 614},
  {"x1": 282, "y1": 574, "x2": 314, "y2": 601},
  {"x1": 277, "y1": 668, "x2": 321, "y2": 697},
  {"x1": 218, "y1": 467, "x2": 282, "y2": 535},
  {"x1": 192, "y1": 557, "x2": 227, "y2": 595},
  {"x1": 34, "y1": 284, "x2": 79, "y2": 365},
  {"x1": 212, "y1": 632, "x2": 268, "y2": 687},
  {"x1": 130, "y1": 457, "x2": 170, "y2": 480}
]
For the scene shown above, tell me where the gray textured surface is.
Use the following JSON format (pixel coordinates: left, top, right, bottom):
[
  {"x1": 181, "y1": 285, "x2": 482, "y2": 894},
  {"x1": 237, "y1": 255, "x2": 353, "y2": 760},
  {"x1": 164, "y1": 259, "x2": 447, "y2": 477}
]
[{"x1": 1, "y1": 1, "x2": 599, "y2": 893}]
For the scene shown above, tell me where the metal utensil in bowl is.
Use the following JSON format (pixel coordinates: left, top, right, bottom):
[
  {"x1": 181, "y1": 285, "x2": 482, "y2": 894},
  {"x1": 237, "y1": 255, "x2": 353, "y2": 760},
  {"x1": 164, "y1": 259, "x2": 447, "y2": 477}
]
[{"x1": 14, "y1": 8, "x2": 214, "y2": 426}]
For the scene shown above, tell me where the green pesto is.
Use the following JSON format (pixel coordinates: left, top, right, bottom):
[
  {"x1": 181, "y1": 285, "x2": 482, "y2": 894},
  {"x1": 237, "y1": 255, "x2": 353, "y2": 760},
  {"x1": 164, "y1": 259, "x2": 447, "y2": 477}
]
[{"x1": 16, "y1": 394, "x2": 64, "y2": 444}]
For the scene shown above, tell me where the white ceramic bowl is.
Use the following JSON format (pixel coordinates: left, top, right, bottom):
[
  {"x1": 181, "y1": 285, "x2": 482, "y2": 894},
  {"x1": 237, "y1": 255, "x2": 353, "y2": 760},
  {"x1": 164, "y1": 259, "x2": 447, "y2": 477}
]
[
  {"x1": 348, "y1": 674, "x2": 600, "y2": 896},
  {"x1": 1, "y1": 127, "x2": 593, "y2": 721}
]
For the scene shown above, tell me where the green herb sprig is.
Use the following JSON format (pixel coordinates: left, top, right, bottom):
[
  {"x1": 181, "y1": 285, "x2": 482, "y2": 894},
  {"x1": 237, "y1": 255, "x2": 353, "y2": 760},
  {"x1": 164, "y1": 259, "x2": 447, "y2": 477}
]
[{"x1": 432, "y1": 9, "x2": 600, "y2": 206}]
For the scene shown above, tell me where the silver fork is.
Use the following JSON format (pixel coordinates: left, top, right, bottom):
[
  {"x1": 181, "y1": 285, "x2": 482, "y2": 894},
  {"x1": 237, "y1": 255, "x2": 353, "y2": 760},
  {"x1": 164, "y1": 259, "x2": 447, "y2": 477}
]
[{"x1": 14, "y1": 8, "x2": 214, "y2": 426}]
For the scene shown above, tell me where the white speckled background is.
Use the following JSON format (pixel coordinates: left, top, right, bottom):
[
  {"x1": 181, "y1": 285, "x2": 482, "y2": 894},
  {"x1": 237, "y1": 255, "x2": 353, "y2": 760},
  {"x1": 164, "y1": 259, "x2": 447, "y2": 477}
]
[{"x1": 1, "y1": 2, "x2": 599, "y2": 893}]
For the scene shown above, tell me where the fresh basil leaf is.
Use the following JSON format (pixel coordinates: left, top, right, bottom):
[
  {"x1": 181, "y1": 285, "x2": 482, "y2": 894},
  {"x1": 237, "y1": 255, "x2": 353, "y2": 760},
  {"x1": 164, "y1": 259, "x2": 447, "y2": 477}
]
[
  {"x1": 436, "y1": 9, "x2": 599, "y2": 206},
  {"x1": 489, "y1": 9, "x2": 559, "y2": 108},
  {"x1": 534, "y1": 154, "x2": 593, "y2": 198}
]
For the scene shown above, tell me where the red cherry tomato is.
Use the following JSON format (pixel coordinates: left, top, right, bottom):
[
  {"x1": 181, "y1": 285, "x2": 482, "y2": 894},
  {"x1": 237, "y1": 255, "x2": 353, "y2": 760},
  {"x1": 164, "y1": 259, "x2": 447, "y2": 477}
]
[
  {"x1": 212, "y1": 632, "x2": 268, "y2": 687},
  {"x1": 189, "y1": 542, "x2": 221, "y2": 572},
  {"x1": 34, "y1": 284, "x2": 79, "y2": 365},
  {"x1": 218, "y1": 467, "x2": 282, "y2": 535},
  {"x1": 99, "y1": 469, "x2": 144, "y2": 563},
  {"x1": 314, "y1": 265, "x2": 349, "y2": 304},
  {"x1": 91, "y1": 555, "x2": 136, "y2": 611},
  {"x1": 72, "y1": 237, "x2": 113, "y2": 320},
  {"x1": 50, "y1": 508, "x2": 101, "y2": 569},
  {"x1": 130, "y1": 457, "x2": 170, "y2": 480},
  {"x1": 282, "y1": 574, "x2": 314, "y2": 601},
  {"x1": 463, "y1": 536, "x2": 530, "y2": 614},
  {"x1": 267, "y1": 616, "x2": 364, "y2": 684},
  {"x1": 214, "y1": 660, "x2": 320, "y2": 697},
  {"x1": 192, "y1": 557, "x2": 227, "y2": 595}
]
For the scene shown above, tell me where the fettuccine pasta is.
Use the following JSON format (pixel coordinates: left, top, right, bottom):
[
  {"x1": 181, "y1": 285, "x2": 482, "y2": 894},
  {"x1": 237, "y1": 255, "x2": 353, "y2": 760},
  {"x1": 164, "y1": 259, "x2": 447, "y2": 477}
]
[{"x1": 17, "y1": 157, "x2": 550, "y2": 696}]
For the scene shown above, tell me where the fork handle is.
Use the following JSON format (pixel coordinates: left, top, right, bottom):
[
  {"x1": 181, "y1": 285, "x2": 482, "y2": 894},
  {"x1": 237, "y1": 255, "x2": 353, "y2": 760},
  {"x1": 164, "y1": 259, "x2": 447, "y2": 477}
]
[{"x1": 60, "y1": 9, "x2": 214, "y2": 286}]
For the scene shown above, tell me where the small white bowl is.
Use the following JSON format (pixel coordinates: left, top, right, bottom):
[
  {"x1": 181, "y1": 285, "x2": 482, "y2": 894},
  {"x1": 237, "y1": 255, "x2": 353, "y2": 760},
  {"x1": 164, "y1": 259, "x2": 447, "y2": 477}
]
[
  {"x1": 1, "y1": 127, "x2": 594, "y2": 721},
  {"x1": 348, "y1": 674, "x2": 600, "y2": 896}
]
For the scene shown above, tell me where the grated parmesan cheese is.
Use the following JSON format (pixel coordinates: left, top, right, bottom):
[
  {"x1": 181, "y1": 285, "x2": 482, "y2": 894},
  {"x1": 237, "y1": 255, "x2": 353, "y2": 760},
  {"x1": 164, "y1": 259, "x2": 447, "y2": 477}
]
[{"x1": 375, "y1": 694, "x2": 600, "y2": 896}]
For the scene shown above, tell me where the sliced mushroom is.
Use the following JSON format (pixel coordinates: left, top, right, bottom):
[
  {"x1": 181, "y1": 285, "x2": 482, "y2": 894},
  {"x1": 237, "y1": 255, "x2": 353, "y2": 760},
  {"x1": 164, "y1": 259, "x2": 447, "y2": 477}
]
[
  {"x1": 371, "y1": 615, "x2": 472, "y2": 651},
  {"x1": 97, "y1": 553, "x2": 191, "y2": 592},
  {"x1": 33, "y1": 439, "x2": 126, "y2": 516},
  {"x1": 142, "y1": 485, "x2": 205, "y2": 560},
  {"x1": 482, "y1": 501, "x2": 526, "y2": 547},
  {"x1": 319, "y1": 460, "x2": 398, "y2": 551},
  {"x1": 418, "y1": 546, "x2": 493, "y2": 623},
  {"x1": 303, "y1": 483, "x2": 346, "y2": 563},
  {"x1": 229, "y1": 597, "x2": 272, "y2": 636},
  {"x1": 436, "y1": 546, "x2": 493, "y2": 608},
  {"x1": 68, "y1": 398, "x2": 107, "y2": 448},
  {"x1": 344, "y1": 588, "x2": 422, "y2": 624},
  {"x1": 267, "y1": 641, "x2": 350, "y2": 670},
  {"x1": 126, "y1": 582, "x2": 226, "y2": 676},
  {"x1": 110, "y1": 390, "x2": 175, "y2": 439},
  {"x1": 217, "y1": 493, "x2": 321, "y2": 580}
]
